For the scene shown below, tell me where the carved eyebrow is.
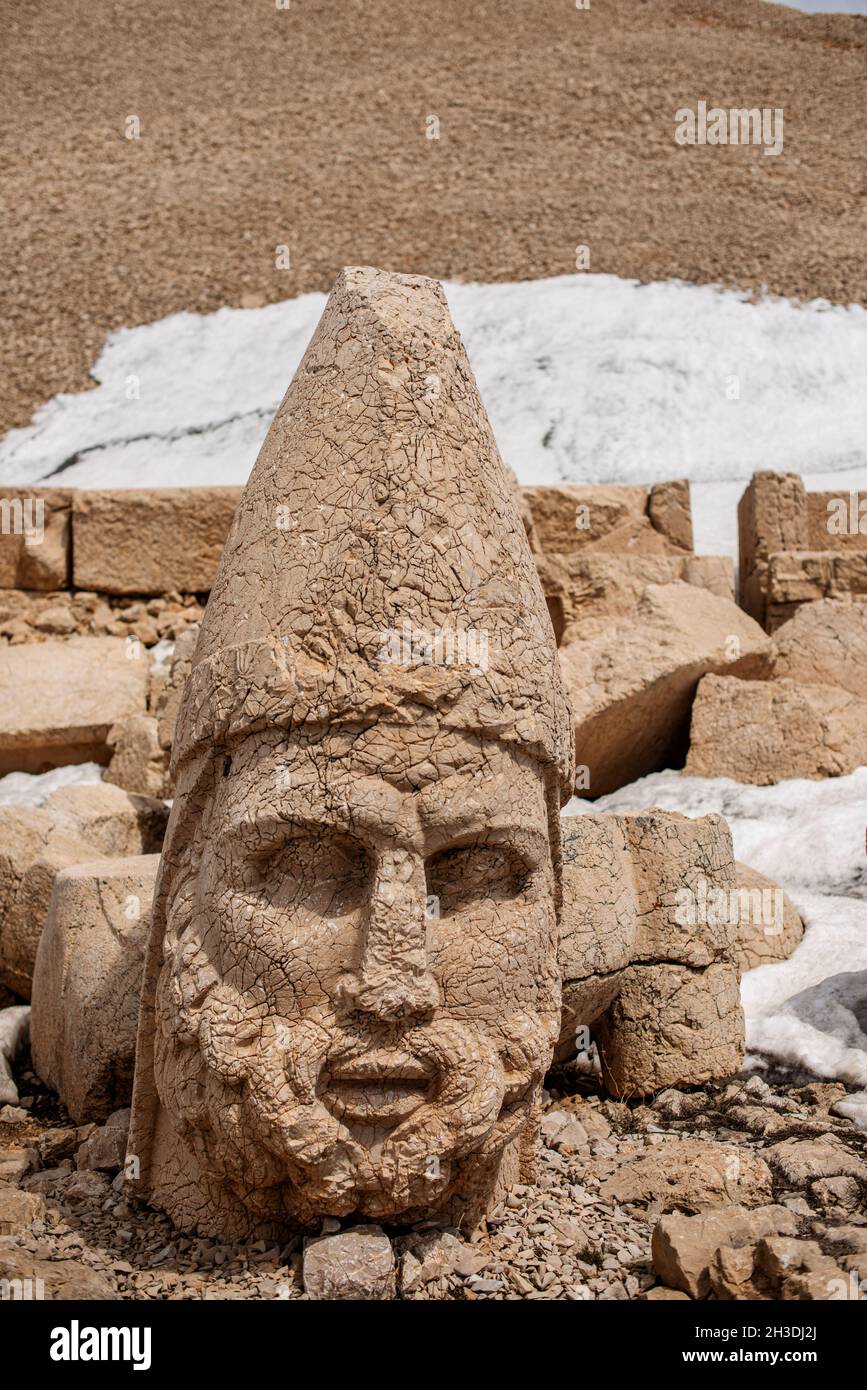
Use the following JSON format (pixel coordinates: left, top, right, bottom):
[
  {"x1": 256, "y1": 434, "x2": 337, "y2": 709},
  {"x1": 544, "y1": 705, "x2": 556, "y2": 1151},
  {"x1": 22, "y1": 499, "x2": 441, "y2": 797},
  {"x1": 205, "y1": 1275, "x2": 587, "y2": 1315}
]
[{"x1": 424, "y1": 825, "x2": 549, "y2": 864}]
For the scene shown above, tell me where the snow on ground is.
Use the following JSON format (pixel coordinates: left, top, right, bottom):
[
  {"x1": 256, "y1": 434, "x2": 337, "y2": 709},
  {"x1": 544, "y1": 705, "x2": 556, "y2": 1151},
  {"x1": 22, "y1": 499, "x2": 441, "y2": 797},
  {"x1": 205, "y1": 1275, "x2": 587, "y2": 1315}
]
[
  {"x1": 0, "y1": 762, "x2": 104, "y2": 808},
  {"x1": 2, "y1": 275, "x2": 867, "y2": 563},
  {"x1": 565, "y1": 769, "x2": 867, "y2": 1120}
]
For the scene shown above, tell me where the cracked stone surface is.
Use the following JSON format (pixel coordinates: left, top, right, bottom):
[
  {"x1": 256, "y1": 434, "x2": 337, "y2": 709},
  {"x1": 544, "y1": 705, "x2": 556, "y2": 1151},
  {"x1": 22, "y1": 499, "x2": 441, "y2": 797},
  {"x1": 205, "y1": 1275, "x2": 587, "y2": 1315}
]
[{"x1": 128, "y1": 267, "x2": 575, "y2": 1239}]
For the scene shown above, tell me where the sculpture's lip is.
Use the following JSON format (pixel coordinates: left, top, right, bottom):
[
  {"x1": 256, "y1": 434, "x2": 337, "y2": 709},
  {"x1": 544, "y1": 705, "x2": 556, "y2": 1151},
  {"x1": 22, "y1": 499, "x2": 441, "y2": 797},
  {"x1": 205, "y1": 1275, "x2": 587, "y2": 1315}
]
[
  {"x1": 326, "y1": 1049, "x2": 434, "y2": 1084},
  {"x1": 321, "y1": 1050, "x2": 435, "y2": 1125}
]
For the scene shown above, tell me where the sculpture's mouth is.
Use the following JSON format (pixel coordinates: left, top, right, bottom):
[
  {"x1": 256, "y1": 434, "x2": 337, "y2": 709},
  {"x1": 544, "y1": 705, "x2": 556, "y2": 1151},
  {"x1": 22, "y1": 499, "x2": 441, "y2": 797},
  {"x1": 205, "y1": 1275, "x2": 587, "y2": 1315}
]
[{"x1": 321, "y1": 1049, "x2": 435, "y2": 1126}]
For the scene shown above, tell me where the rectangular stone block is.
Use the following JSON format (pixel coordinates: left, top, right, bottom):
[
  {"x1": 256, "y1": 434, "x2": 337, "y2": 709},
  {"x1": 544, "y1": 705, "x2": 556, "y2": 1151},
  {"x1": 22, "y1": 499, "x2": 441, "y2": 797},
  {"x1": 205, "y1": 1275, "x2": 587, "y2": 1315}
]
[
  {"x1": 72, "y1": 487, "x2": 242, "y2": 595},
  {"x1": 0, "y1": 488, "x2": 71, "y2": 590},
  {"x1": 0, "y1": 635, "x2": 148, "y2": 774}
]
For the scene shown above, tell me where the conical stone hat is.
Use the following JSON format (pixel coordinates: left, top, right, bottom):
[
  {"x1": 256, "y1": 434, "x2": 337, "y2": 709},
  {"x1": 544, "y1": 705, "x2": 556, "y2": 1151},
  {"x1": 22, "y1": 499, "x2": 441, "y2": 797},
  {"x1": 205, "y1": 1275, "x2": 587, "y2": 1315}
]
[{"x1": 174, "y1": 266, "x2": 573, "y2": 801}]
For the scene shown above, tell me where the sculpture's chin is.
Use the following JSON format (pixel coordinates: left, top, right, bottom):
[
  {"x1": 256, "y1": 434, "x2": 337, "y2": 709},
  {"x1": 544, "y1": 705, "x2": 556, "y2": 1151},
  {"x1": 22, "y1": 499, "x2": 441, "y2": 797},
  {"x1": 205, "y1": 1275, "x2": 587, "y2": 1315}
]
[{"x1": 153, "y1": 967, "x2": 554, "y2": 1230}]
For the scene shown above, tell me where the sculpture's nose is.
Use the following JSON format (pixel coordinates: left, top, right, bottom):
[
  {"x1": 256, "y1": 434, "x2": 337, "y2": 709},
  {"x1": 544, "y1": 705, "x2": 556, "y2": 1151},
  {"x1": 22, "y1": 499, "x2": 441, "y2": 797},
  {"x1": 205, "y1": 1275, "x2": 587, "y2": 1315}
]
[{"x1": 337, "y1": 848, "x2": 440, "y2": 1022}]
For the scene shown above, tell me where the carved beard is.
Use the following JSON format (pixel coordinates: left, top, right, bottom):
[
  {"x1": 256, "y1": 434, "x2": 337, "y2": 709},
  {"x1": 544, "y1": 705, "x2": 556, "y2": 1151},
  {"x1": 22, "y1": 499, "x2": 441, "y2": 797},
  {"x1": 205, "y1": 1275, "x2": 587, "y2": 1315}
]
[{"x1": 154, "y1": 911, "x2": 552, "y2": 1224}]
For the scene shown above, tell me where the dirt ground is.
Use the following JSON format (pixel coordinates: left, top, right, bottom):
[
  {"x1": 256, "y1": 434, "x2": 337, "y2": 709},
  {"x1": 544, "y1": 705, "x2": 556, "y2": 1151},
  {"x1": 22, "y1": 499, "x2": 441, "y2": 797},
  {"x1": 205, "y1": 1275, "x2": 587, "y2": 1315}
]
[{"x1": 2, "y1": 0, "x2": 865, "y2": 435}]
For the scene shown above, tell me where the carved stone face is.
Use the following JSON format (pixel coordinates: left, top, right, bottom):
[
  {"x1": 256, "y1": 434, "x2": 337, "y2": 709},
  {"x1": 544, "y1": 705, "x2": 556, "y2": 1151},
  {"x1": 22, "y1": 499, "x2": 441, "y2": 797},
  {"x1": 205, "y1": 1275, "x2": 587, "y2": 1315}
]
[{"x1": 154, "y1": 722, "x2": 560, "y2": 1226}]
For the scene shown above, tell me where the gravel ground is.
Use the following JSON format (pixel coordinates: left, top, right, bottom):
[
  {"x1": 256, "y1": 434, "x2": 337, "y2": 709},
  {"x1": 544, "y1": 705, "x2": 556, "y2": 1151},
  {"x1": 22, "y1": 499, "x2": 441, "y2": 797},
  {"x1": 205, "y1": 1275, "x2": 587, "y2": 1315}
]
[
  {"x1": 2, "y1": 1059, "x2": 865, "y2": 1301},
  {"x1": 2, "y1": 0, "x2": 866, "y2": 435}
]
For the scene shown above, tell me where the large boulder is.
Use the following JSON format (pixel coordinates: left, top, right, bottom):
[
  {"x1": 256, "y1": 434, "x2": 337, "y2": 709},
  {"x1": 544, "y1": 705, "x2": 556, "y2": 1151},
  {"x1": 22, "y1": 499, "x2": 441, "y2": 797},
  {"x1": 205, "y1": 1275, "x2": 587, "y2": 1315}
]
[
  {"x1": 770, "y1": 598, "x2": 867, "y2": 697},
  {"x1": 30, "y1": 855, "x2": 158, "y2": 1123},
  {"x1": 0, "y1": 636, "x2": 148, "y2": 774},
  {"x1": 560, "y1": 582, "x2": 771, "y2": 796},
  {"x1": 686, "y1": 674, "x2": 867, "y2": 783},
  {"x1": 0, "y1": 784, "x2": 167, "y2": 997}
]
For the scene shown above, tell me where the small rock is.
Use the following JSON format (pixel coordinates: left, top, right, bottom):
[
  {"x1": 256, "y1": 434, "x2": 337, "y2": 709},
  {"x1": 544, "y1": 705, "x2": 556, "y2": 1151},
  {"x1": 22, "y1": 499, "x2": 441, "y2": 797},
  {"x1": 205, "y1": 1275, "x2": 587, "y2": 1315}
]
[
  {"x1": 76, "y1": 1108, "x2": 131, "y2": 1172},
  {"x1": 303, "y1": 1225, "x2": 395, "y2": 1301}
]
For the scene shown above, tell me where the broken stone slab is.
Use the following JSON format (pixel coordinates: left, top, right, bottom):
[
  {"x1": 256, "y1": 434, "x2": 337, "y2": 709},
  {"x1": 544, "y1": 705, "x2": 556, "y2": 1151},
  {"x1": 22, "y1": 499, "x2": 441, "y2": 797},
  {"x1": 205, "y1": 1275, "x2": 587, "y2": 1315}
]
[
  {"x1": 30, "y1": 855, "x2": 158, "y2": 1124},
  {"x1": 738, "y1": 471, "x2": 810, "y2": 627},
  {"x1": 651, "y1": 1204, "x2": 798, "y2": 1299},
  {"x1": 0, "y1": 785, "x2": 166, "y2": 998},
  {"x1": 734, "y1": 862, "x2": 804, "y2": 972},
  {"x1": 686, "y1": 673, "x2": 867, "y2": 783},
  {"x1": 0, "y1": 1240, "x2": 116, "y2": 1299},
  {"x1": 598, "y1": 1137, "x2": 773, "y2": 1212},
  {"x1": 0, "y1": 809, "x2": 101, "y2": 998},
  {"x1": 736, "y1": 473, "x2": 867, "y2": 628},
  {"x1": 561, "y1": 582, "x2": 771, "y2": 797},
  {"x1": 71, "y1": 486, "x2": 241, "y2": 596},
  {"x1": 535, "y1": 552, "x2": 734, "y2": 649},
  {"x1": 764, "y1": 1137, "x2": 867, "y2": 1186},
  {"x1": 0, "y1": 488, "x2": 72, "y2": 591},
  {"x1": 770, "y1": 597, "x2": 867, "y2": 697},
  {"x1": 522, "y1": 479, "x2": 693, "y2": 556},
  {"x1": 302, "y1": 1225, "x2": 396, "y2": 1300},
  {"x1": 0, "y1": 635, "x2": 148, "y2": 774},
  {"x1": 0, "y1": 1006, "x2": 30, "y2": 1105}
]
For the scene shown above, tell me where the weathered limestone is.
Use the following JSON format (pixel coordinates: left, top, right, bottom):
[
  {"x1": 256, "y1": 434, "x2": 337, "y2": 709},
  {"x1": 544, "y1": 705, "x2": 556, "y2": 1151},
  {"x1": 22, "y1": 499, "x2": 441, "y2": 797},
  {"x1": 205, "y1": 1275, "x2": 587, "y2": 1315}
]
[
  {"x1": 0, "y1": 811, "x2": 100, "y2": 998},
  {"x1": 535, "y1": 552, "x2": 734, "y2": 649},
  {"x1": 72, "y1": 487, "x2": 242, "y2": 596},
  {"x1": 0, "y1": 784, "x2": 167, "y2": 998},
  {"x1": 303, "y1": 1225, "x2": 396, "y2": 1300},
  {"x1": 557, "y1": 810, "x2": 744, "y2": 1092},
  {"x1": 105, "y1": 713, "x2": 171, "y2": 798},
  {"x1": 0, "y1": 635, "x2": 148, "y2": 774},
  {"x1": 734, "y1": 862, "x2": 804, "y2": 971},
  {"x1": 598, "y1": 1138, "x2": 773, "y2": 1211},
  {"x1": 765, "y1": 552, "x2": 867, "y2": 632},
  {"x1": 652, "y1": 1205, "x2": 798, "y2": 1299},
  {"x1": 0, "y1": 488, "x2": 71, "y2": 591},
  {"x1": 128, "y1": 267, "x2": 575, "y2": 1240},
  {"x1": 686, "y1": 674, "x2": 867, "y2": 783},
  {"x1": 523, "y1": 480, "x2": 693, "y2": 556},
  {"x1": 31, "y1": 856, "x2": 158, "y2": 1124},
  {"x1": 560, "y1": 582, "x2": 771, "y2": 796},
  {"x1": 770, "y1": 598, "x2": 867, "y2": 698},
  {"x1": 739, "y1": 471, "x2": 867, "y2": 630}
]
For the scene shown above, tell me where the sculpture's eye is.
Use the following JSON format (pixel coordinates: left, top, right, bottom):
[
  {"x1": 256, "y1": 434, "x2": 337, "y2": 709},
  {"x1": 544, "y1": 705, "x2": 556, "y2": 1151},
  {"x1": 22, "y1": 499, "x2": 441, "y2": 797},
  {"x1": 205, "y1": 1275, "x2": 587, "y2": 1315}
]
[
  {"x1": 230, "y1": 826, "x2": 370, "y2": 917},
  {"x1": 425, "y1": 842, "x2": 533, "y2": 917}
]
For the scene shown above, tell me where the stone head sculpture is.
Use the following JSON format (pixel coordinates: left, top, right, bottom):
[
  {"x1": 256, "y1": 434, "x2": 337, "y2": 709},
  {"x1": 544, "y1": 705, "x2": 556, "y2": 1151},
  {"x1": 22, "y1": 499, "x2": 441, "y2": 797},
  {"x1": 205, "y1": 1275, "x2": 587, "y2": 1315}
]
[{"x1": 128, "y1": 267, "x2": 574, "y2": 1239}]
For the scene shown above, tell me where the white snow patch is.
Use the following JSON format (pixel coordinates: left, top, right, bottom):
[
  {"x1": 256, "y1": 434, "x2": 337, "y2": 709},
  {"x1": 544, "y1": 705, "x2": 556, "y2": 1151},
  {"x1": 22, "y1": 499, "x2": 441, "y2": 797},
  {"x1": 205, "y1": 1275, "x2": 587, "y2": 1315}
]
[
  {"x1": 2, "y1": 275, "x2": 866, "y2": 563},
  {"x1": 0, "y1": 762, "x2": 104, "y2": 808}
]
